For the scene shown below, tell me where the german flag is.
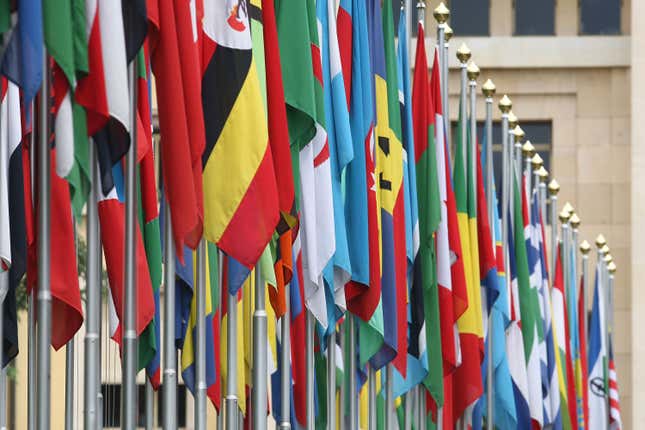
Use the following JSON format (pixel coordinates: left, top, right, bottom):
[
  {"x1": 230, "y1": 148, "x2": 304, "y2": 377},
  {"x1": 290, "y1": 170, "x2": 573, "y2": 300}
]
[{"x1": 201, "y1": 0, "x2": 279, "y2": 270}]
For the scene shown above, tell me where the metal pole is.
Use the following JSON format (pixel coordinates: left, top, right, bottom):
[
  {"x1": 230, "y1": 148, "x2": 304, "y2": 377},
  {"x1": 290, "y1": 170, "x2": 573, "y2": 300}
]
[
  {"x1": 97, "y1": 393, "x2": 103, "y2": 430},
  {"x1": 348, "y1": 317, "x2": 358, "y2": 430},
  {"x1": 162, "y1": 204, "x2": 177, "y2": 430},
  {"x1": 432, "y1": 3, "x2": 449, "y2": 160},
  {"x1": 368, "y1": 365, "x2": 376, "y2": 430},
  {"x1": 279, "y1": 283, "x2": 291, "y2": 430},
  {"x1": 252, "y1": 265, "x2": 267, "y2": 430},
  {"x1": 580, "y1": 241, "x2": 591, "y2": 359},
  {"x1": 225, "y1": 269, "x2": 239, "y2": 430},
  {"x1": 85, "y1": 139, "x2": 101, "y2": 430},
  {"x1": 339, "y1": 327, "x2": 346, "y2": 430},
  {"x1": 145, "y1": 379, "x2": 154, "y2": 430},
  {"x1": 548, "y1": 181, "x2": 560, "y2": 283},
  {"x1": 28, "y1": 113, "x2": 36, "y2": 430},
  {"x1": 483, "y1": 80, "x2": 495, "y2": 239},
  {"x1": 468, "y1": 61, "x2": 479, "y2": 213},
  {"x1": 217, "y1": 252, "x2": 224, "y2": 430},
  {"x1": 327, "y1": 330, "x2": 336, "y2": 430},
  {"x1": 195, "y1": 239, "x2": 207, "y2": 430},
  {"x1": 512, "y1": 126, "x2": 524, "y2": 187},
  {"x1": 404, "y1": 390, "x2": 412, "y2": 430},
  {"x1": 37, "y1": 46, "x2": 52, "y2": 430},
  {"x1": 539, "y1": 177, "x2": 547, "y2": 232},
  {"x1": 385, "y1": 365, "x2": 394, "y2": 429},
  {"x1": 64, "y1": 339, "x2": 74, "y2": 430},
  {"x1": 419, "y1": 388, "x2": 426, "y2": 429},
  {"x1": 305, "y1": 311, "x2": 314, "y2": 429},
  {"x1": 444, "y1": 29, "x2": 451, "y2": 159},
  {"x1": 499, "y1": 95, "x2": 512, "y2": 288},
  {"x1": 121, "y1": 58, "x2": 139, "y2": 430},
  {"x1": 457, "y1": 44, "x2": 470, "y2": 178},
  {"x1": 523, "y1": 144, "x2": 533, "y2": 200}
]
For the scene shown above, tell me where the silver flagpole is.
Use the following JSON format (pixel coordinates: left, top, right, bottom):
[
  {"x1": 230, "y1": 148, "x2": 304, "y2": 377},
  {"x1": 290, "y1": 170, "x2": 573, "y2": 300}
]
[
  {"x1": 252, "y1": 265, "x2": 267, "y2": 430},
  {"x1": 368, "y1": 365, "x2": 376, "y2": 430},
  {"x1": 404, "y1": 390, "x2": 412, "y2": 430},
  {"x1": 217, "y1": 251, "x2": 224, "y2": 430},
  {"x1": 511, "y1": 125, "x2": 524, "y2": 186},
  {"x1": 225, "y1": 254, "x2": 239, "y2": 430},
  {"x1": 482, "y1": 79, "x2": 495, "y2": 238},
  {"x1": 536, "y1": 168, "x2": 548, "y2": 227},
  {"x1": 327, "y1": 329, "x2": 336, "y2": 430},
  {"x1": 498, "y1": 95, "x2": 512, "y2": 290},
  {"x1": 85, "y1": 139, "x2": 101, "y2": 430},
  {"x1": 562, "y1": 203, "x2": 574, "y2": 302},
  {"x1": 467, "y1": 60, "x2": 479, "y2": 207},
  {"x1": 596, "y1": 239, "x2": 609, "y2": 417},
  {"x1": 444, "y1": 24, "x2": 452, "y2": 158},
  {"x1": 580, "y1": 240, "x2": 591, "y2": 358},
  {"x1": 522, "y1": 141, "x2": 535, "y2": 199},
  {"x1": 305, "y1": 311, "x2": 314, "y2": 429},
  {"x1": 349, "y1": 317, "x2": 358, "y2": 429},
  {"x1": 163, "y1": 204, "x2": 177, "y2": 430},
  {"x1": 432, "y1": 3, "x2": 449, "y2": 157},
  {"x1": 37, "y1": 46, "x2": 52, "y2": 430},
  {"x1": 548, "y1": 180, "x2": 560, "y2": 280},
  {"x1": 122, "y1": 57, "x2": 139, "y2": 430},
  {"x1": 506, "y1": 112, "x2": 518, "y2": 208},
  {"x1": 530, "y1": 154, "x2": 541, "y2": 197},
  {"x1": 195, "y1": 240, "x2": 207, "y2": 430},
  {"x1": 28, "y1": 103, "x2": 36, "y2": 430},
  {"x1": 279, "y1": 283, "x2": 291, "y2": 430},
  {"x1": 385, "y1": 365, "x2": 394, "y2": 429},
  {"x1": 64, "y1": 339, "x2": 74, "y2": 430},
  {"x1": 559, "y1": 210, "x2": 571, "y2": 307},
  {"x1": 456, "y1": 43, "x2": 470, "y2": 179},
  {"x1": 339, "y1": 326, "x2": 345, "y2": 430},
  {"x1": 419, "y1": 388, "x2": 426, "y2": 429},
  {"x1": 607, "y1": 261, "x2": 616, "y2": 335},
  {"x1": 145, "y1": 380, "x2": 153, "y2": 429},
  {"x1": 570, "y1": 213, "x2": 580, "y2": 299}
]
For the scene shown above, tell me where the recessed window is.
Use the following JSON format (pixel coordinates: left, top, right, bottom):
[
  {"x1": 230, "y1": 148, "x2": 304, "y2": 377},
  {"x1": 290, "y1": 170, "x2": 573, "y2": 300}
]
[
  {"x1": 580, "y1": 0, "x2": 621, "y2": 35},
  {"x1": 450, "y1": 0, "x2": 490, "y2": 36},
  {"x1": 515, "y1": 0, "x2": 555, "y2": 36}
]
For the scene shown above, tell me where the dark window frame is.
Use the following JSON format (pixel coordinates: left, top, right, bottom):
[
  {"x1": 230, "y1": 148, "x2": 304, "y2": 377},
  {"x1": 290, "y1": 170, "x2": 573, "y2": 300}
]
[
  {"x1": 579, "y1": 0, "x2": 621, "y2": 35},
  {"x1": 514, "y1": 0, "x2": 556, "y2": 36},
  {"x1": 449, "y1": 0, "x2": 491, "y2": 37}
]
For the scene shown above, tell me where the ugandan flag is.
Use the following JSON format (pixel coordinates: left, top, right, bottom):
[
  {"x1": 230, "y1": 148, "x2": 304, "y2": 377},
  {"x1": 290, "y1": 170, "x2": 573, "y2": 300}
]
[{"x1": 201, "y1": 0, "x2": 280, "y2": 271}]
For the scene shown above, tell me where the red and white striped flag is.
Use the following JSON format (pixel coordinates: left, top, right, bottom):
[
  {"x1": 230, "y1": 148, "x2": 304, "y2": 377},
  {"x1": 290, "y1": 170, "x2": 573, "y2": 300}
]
[{"x1": 608, "y1": 340, "x2": 623, "y2": 430}]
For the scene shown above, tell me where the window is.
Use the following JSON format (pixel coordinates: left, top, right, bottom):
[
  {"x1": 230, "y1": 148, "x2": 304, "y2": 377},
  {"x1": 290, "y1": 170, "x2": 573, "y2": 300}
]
[
  {"x1": 450, "y1": 0, "x2": 490, "y2": 36},
  {"x1": 101, "y1": 383, "x2": 187, "y2": 428},
  {"x1": 515, "y1": 0, "x2": 555, "y2": 35},
  {"x1": 580, "y1": 0, "x2": 621, "y2": 35}
]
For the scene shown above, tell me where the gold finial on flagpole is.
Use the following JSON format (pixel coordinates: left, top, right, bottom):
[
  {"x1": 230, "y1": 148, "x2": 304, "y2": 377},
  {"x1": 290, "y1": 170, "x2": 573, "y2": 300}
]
[
  {"x1": 456, "y1": 43, "x2": 471, "y2": 63},
  {"x1": 467, "y1": 61, "x2": 480, "y2": 81},
  {"x1": 445, "y1": 24, "x2": 454, "y2": 41},
  {"x1": 499, "y1": 95, "x2": 512, "y2": 113},
  {"x1": 512, "y1": 125, "x2": 524, "y2": 143},
  {"x1": 562, "y1": 202, "x2": 574, "y2": 216},
  {"x1": 522, "y1": 141, "x2": 535, "y2": 158},
  {"x1": 600, "y1": 244, "x2": 610, "y2": 255},
  {"x1": 558, "y1": 209, "x2": 571, "y2": 223},
  {"x1": 570, "y1": 213, "x2": 580, "y2": 229},
  {"x1": 604, "y1": 253, "x2": 613, "y2": 264},
  {"x1": 595, "y1": 234, "x2": 607, "y2": 248},
  {"x1": 433, "y1": 2, "x2": 450, "y2": 23},
  {"x1": 537, "y1": 166, "x2": 548, "y2": 182},
  {"x1": 482, "y1": 79, "x2": 495, "y2": 97},
  {"x1": 608, "y1": 262, "x2": 617, "y2": 274},
  {"x1": 531, "y1": 153, "x2": 543, "y2": 169},
  {"x1": 508, "y1": 111, "x2": 518, "y2": 129},
  {"x1": 580, "y1": 240, "x2": 591, "y2": 254},
  {"x1": 548, "y1": 179, "x2": 560, "y2": 195}
]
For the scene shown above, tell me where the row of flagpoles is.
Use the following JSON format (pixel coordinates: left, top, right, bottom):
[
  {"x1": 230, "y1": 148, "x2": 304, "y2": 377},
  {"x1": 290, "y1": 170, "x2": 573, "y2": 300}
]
[{"x1": 0, "y1": 0, "x2": 623, "y2": 429}]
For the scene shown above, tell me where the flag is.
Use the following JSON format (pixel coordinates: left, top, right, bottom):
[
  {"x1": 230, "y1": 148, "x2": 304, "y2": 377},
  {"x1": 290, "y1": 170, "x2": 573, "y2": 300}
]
[
  {"x1": 393, "y1": 5, "x2": 428, "y2": 396},
  {"x1": 0, "y1": 79, "x2": 23, "y2": 365},
  {"x1": 452, "y1": 105, "x2": 484, "y2": 423},
  {"x1": 577, "y1": 276, "x2": 589, "y2": 430},
  {"x1": 552, "y1": 245, "x2": 576, "y2": 430},
  {"x1": 259, "y1": 0, "x2": 296, "y2": 318},
  {"x1": 340, "y1": 0, "x2": 384, "y2": 367},
  {"x1": 277, "y1": 0, "x2": 334, "y2": 329},
  {"x1": 381, "y1": 0, "x2": 407, "y2": 376},
  {"x1": 148, "y1": 0, "x2": 205, "y2": 259},
  {"x1": 588, "y1": 265, "x2": 608, "y2": 429},
  {"x1": 608, "y1": 336, "x2": 622, "y2": 430},
  {"x1": 318, "y1": 0, "x2": 354, "y2": 323},
  {"x1": 44, "y1": 0, "x2": 91, "y2": 217},
  {"x1": 411, "y1": 22, "x2": 443, "y2": 406},
  {"x1": 1, "y1": 0, "x2": 43, "y2": 107},
  {"x1": 481, "y1": 138, "x2": 517, "y2": 429}
]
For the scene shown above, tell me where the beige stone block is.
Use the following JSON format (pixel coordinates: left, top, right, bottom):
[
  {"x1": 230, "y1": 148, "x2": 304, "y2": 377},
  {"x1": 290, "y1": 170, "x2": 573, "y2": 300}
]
[
  {"x1": 614, "y1": 309, "x2": 631, "y2": 354},
  {"x1": 490, "y1": 0, "x2": 512, "y2": 36},
  {"x1": 613, "y1": 263, "x2": 631, "y2": 311},
  {"x1": 615, "y1": 353, "x2": 631, "y2": 395},
  {"x1": 552, "y1": 147, "x2": 578, "y2": 183},
  {"x1": 576, "y1": 117, "x2": 611, "y2": 147},
  {"x1": 556, "y1": 0, "x2": 578, "y2": 36},
  {"x1": 611, "y1": 68, "x2": 631, "y2": 117},
  {"x1": 577, "y1": 183, "x2": 612, "y2": 224},
  {"x1": 576, "y1": 69, "x2": 612, "y2": 118},
  {"x1": 611, "y1": 116, "x2": 631, "y2": 146},
  {"x1": 579, "y1": 224, "x2": 630, "y2": 249},
  {"x1": 612, "y1": 183, "x2": 631, "y2": 224},
  {"x1": 553, "y1": 116, "x2": 577, "y2": 150},
  {"x1": 577, "y1": 145, "x2": 612, "y2": 184}
]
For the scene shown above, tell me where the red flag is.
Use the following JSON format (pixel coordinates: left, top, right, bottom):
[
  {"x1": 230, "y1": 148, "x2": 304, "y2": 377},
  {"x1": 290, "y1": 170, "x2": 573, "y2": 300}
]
[{"x1": 578, "y1": 276, "x2": 589, "y2": 429}]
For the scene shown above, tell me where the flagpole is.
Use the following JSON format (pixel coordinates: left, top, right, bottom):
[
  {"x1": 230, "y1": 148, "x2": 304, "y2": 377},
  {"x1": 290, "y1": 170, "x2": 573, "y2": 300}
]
[
  {"x1": 433, "y1": 2, "x2": 449, "y2": 154},
  {"x1": 225, "y1": 257, "x2": 239, "y2": 430},
  {"x1": 482, "y1": 79, "x2": 495, "y2": 238},
  {"x1": 506, "y1": 111, "x2": 518, "y2": 213},
  {"x1": 368, "y1": 365, "x2": 376, "y2": 430},
  {"x1": 548, "y1": 180, "x2": 560, "y2": 280},
  {"x1": 530, "y1": 153, "x2": 541, "y2": 196},
  {"x1": 607, "y1": 261, "x2": 616, "y2": 335},
  {"x1": 385, "y1": 365, "x2": 394, "y2": 429},
  {"x1": 498, "y1": 95, "x2": 512, "y2": 289},
  {"x1": 327, "y1": 328, "x2": 336, "y2": 430},
  {"x1": 467, "y1": 60, "x2": 479, "y2": 207},
  {"x1": 570, "y1": 213, "x2": 580, "y2": 299},
  {"x1": 252, "y1": 264, "x2": 267, "y2": 430},
  {"x1": 419, "y1": 388, "x2": 426, "y2": 429},
  {"x1": 122, "y1": 57, "x2": 139, "y2": 430},
  {"x1": 162, "y1": 204, "x2": 177, "y2": 430},
  {"x1": 37, "y1": 45, "x2": 52, "y2": 430},
  {"x1": 537, "y1": 168, "x2": 548, "y2": 226},
  {"x1": 522, "y1": 141, "x2": 535, "y2": 198},
  {"x1": 580, "y1": 240, "x2": 591, "y2": 359},
  {"x1": 348, "y1": 317, "x2": 358, "y2": 430},
  {"x1": 64, "y1": 338, "x2": 74, "y2": 430},
  {"x1": 28, "y1": 103, "x2": 36, "y2": 430},
  {"x1": 404, "y1": 390, "x2": 412, "y2": 430},
  {"x1": 559, "y1": 209, "x2": 571, "y2": 310},
  {"x1": 217, "y1": 251, "x2": 224, "y2": 430},
  {"x1": 305, "y1": 311, "x2": 315, "y2": 429},
  {"x1": 457, "y1": 43, "x2": 470, "y2": 178},
  {"x1": 444, "y1": 25, "x2": 453, "y2": 158},
  {"x1": 279, "y1": 283, "x2": 291, "y2": 430},
  {"x1": 511, "y1": 125, "x2": 524, "y2": 186}
]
